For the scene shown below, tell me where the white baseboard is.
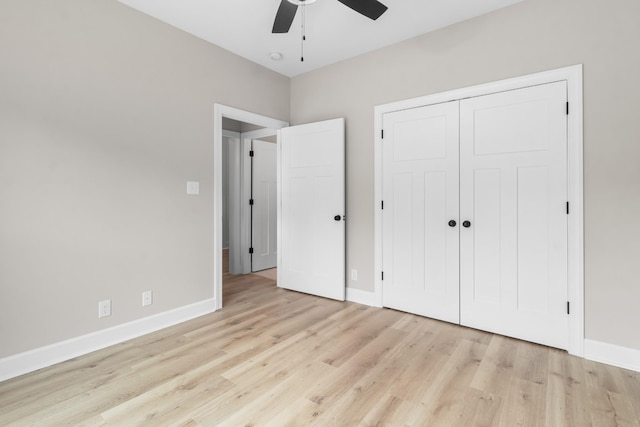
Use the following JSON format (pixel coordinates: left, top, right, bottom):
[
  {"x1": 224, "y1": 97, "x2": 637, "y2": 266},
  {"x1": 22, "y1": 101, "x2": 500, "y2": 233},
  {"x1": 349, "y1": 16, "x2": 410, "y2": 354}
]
[
  {"x1": 346, "y1": 287, "x2": 380, "y2": 307},
  {"x1": 584, "y1": 339, "x2": 640, "y2": 373},
  {"x1": 0, "y1": 298, "x2": 217, "y2": 382}
]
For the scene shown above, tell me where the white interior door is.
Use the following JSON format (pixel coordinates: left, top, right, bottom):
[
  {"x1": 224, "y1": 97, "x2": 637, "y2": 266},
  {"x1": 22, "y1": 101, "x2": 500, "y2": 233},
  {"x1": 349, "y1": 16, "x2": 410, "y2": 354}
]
[
  {"x1": 459, "y1": 81, "x2": 568, "y2": 349},
  {"x1": 251, "y1": 139, "x2": 277, "y2": 272},
  {"x1": 278, "y1": 118, "x2": 345, "y2": 301},
  {"x1": 381, "y1": 101, "x2": 460, "y2": 323}
]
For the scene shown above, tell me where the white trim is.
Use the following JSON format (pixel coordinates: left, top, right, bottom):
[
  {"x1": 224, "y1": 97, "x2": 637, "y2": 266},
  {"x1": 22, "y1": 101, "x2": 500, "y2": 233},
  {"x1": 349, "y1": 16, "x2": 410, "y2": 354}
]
[
  {"x1": 374, "y1": 65, "x2": 584, "y2": 356},
  {"x1": 223, "y1": 130, "x2": 243, "y2": 274},
  {"x1": 214, "y1": 104, "x2": 288, "y2": 309},
  {"x1": 585, "y1": 339, "x2": 640, "y2": 373},
  {"x1": 0, "y1": 298, "x2": 216, "y2": 382},
  {"x1": 346, "y1": 287, "x2": 380, "y2": 307},
  {"x1": 565, "y1": 69, "x2": 585, "y2": 357}
]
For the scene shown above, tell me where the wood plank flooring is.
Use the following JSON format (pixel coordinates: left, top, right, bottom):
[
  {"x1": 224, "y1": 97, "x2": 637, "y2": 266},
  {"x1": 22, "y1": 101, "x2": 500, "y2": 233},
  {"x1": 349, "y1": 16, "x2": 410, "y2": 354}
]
[{"x1": 1, "y1": 273, "x2": 639, "y2": 426}]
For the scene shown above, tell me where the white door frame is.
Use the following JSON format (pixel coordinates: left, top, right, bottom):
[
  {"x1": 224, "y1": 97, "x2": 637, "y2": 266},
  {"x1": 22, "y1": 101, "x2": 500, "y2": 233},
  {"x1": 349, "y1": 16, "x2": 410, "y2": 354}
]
[
  {"x1": 222, "y1": 129, "x2": 242, "y2": 275},
  {"x1": 373, "y1": 65, "x2": 584, "y2": 356},
  {"x1": 214, "y1": 104, "x2": 288, "y2": 309}
]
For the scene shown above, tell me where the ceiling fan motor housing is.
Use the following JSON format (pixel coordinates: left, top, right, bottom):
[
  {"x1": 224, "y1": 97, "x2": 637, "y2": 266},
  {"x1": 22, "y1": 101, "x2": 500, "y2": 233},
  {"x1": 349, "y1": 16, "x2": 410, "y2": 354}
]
[{"x1": 273, "y1": 0, "x2": 388, "y2": 34}]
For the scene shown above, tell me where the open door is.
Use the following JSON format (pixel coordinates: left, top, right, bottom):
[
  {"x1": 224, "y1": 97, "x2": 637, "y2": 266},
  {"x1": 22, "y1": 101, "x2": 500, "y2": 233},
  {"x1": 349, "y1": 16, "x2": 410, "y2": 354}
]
[
  {"x1": 278, "y1": 118, "x2": 345, "y2": 301},
  {"x1": 251, "y1": 139, "x2": 278, "y2": 272}
]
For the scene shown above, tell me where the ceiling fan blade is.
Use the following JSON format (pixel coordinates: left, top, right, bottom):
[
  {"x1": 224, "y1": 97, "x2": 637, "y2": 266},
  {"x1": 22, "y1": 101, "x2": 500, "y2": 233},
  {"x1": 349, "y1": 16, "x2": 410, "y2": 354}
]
[
  {"x1": 336, "y1": 0, "x2": 388, "y2": 20},
  {"x1": 272, "y1": 0, "x2": 298, "y2": 33}
]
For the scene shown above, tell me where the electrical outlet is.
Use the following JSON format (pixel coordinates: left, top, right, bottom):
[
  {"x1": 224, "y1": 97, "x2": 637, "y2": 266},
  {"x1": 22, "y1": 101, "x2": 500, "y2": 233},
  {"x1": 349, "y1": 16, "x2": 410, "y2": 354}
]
[
  {"x1": 142, "y1": 291, "x2": 153, "y2": 307},
  {"x1": 98, "y1": 299, "x2": 111, "y2": 318},
  {"x1": 351, "y1": 269, "x2": 358, "y2": 281}
]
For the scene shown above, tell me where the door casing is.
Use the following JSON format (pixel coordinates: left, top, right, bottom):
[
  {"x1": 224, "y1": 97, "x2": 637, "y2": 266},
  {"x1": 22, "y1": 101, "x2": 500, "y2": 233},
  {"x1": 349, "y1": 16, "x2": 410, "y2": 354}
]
[
  {"x1": 223, "y1": 129, "x2": 242, "y2": 274},
  {"x1": 374, "y1": 65, "x2": 584, "y2": 356}
]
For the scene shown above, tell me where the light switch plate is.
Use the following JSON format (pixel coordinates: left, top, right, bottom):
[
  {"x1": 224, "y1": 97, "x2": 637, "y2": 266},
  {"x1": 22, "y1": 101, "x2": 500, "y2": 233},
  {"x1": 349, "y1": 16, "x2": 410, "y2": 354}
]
[{"x1": 186, "y1": 181, "x2": 200, "y2": 195}]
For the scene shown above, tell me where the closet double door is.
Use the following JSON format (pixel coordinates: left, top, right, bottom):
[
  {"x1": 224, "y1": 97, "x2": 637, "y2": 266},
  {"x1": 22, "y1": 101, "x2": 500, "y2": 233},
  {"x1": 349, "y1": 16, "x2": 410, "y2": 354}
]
[{"x1": 382, "y1": 82, "x2": 569, "y2": 350}]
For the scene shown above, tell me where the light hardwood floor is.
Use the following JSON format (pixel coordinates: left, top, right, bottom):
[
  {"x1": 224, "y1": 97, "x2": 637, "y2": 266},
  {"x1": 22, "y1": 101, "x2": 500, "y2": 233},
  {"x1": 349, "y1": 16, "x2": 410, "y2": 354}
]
[{"x1": 1, "y1": 273, "x2": 639, "y2": 426}]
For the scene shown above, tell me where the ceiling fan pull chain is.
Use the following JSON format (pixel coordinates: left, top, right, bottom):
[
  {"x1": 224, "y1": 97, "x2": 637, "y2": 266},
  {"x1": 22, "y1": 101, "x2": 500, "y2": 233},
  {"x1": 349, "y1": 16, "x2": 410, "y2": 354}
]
[{"x1": 300, "y1": 1, "x2": 306, "y2": 62}]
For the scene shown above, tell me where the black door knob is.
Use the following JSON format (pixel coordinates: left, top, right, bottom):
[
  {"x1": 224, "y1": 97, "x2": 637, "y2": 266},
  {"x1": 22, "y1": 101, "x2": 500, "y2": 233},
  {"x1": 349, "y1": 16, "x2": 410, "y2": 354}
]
[
  {"x1": 448, "y1": 220, "x2": 457, "y2": 227},
  {"x1": 334, "y1": 215, "x2": 342, "y2": 221},
  {"x1": 462, "y1": 220, "x2": 471, "y2": 228}
]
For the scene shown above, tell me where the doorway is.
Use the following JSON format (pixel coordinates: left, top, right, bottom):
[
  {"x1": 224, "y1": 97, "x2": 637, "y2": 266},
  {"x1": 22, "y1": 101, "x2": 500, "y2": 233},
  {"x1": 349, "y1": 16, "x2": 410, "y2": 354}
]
[
  {"x1": 214, "y1": 105, "x2": 288, "y2": 309},
  {"x1": 222, "y1": 127, "x2": 278, "y2": 299},
  {"x1": 223, "y1": 127, "x2": 279, "y2": 276}
]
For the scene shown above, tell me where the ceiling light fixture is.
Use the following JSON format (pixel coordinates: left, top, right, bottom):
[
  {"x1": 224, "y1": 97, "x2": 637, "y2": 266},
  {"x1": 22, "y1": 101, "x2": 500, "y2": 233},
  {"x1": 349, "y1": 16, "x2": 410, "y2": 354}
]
[
  {"x1": 286, "y1": 0, "x2": 317, "y2": 5},
  {"x1": 269, "y1": 52, "x2": 284, "y2": 61}
]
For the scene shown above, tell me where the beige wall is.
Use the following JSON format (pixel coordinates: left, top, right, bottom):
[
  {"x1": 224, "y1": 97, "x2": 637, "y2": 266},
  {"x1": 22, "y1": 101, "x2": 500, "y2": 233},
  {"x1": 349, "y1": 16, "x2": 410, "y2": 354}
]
[
  {"x1": 291, "y1": 0, "x2": 640, "y2": 350},
  {"x1": 0, "y1": 0, "x2": 289, "y2": 358}
]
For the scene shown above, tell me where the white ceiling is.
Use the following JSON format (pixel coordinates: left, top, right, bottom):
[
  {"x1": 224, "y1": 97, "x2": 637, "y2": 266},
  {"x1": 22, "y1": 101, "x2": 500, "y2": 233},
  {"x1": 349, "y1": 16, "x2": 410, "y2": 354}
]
[{"x1": 117, "y1": 0, "x2": 523, "y2": 77}]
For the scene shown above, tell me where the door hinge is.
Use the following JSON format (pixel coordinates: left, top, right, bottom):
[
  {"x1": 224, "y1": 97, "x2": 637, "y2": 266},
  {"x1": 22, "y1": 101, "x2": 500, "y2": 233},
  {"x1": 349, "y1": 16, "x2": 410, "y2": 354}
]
[
  {"x1": 566, "y1": 201, "x2": 569, "y2": 214},
  {"x1": 567, "y1": 301, "x2": 570, "y2": 315},
  {"x1": 249, "y1": 150, "x2": 254, "y2": 157},
  {"x1": 249, "y1": 199, "x2": 254, "y2": 206},
  {"x1": 249, "y1": 247, "x2": 254, "y2": 254},
  {"x1": 566, "y1": 102, "x2": 569, "y2": 115},
  {"x1": 381, "y1": 271, "x2": 384, "y2": 280},
  {"x1": 381, "y1": 200, "x2": 384, "y2": 210},
  {"x1": 381, "y1": 129, "x2": 384, "y2": 139}
]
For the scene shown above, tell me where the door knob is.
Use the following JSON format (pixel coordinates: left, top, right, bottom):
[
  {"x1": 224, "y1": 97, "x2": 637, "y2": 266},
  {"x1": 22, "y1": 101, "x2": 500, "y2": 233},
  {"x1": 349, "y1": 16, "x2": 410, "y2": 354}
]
[
  {"x1": 462, "y1": 220, "x2": 471, "y2": 228},
  {"x1": 448, "y1": 220, "x2": 457, "y2": 227},
  {"x1": 334, "y1": 215, "x2": 342, "y2": 221}
]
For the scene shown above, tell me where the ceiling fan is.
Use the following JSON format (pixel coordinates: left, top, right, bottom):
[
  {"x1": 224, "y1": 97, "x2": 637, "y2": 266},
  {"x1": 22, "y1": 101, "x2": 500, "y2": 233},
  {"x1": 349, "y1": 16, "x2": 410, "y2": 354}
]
[{"x1": 272, "y1": 0, "x2": 388, "y2": 34}]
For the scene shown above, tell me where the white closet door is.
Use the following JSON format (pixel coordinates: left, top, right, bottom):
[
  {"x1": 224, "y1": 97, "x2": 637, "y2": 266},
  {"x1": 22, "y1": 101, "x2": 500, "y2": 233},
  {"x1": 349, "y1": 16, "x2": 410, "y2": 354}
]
[
  {"x1": 382, "y1": 101, "x2": 460, "y2": 323},
  {"x1": 459, "y1": 82, "x2": 569, "y2": 349},
  {"x1": 278, "y1": 118, "x2": 345, "y2": 301},
  {"x1": 251, "y1": 139, "x2": 277, "y2": 272}
]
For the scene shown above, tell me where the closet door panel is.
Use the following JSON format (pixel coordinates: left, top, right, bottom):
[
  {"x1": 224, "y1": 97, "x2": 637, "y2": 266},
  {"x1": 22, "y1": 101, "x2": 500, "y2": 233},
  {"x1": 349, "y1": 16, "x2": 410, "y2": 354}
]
[
  {"x1": 459, "y1": 81, "x2": 569, "y2": 350},
  {"x1": 382, "y1": 101, "x2": 460, "y2": 323}
]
